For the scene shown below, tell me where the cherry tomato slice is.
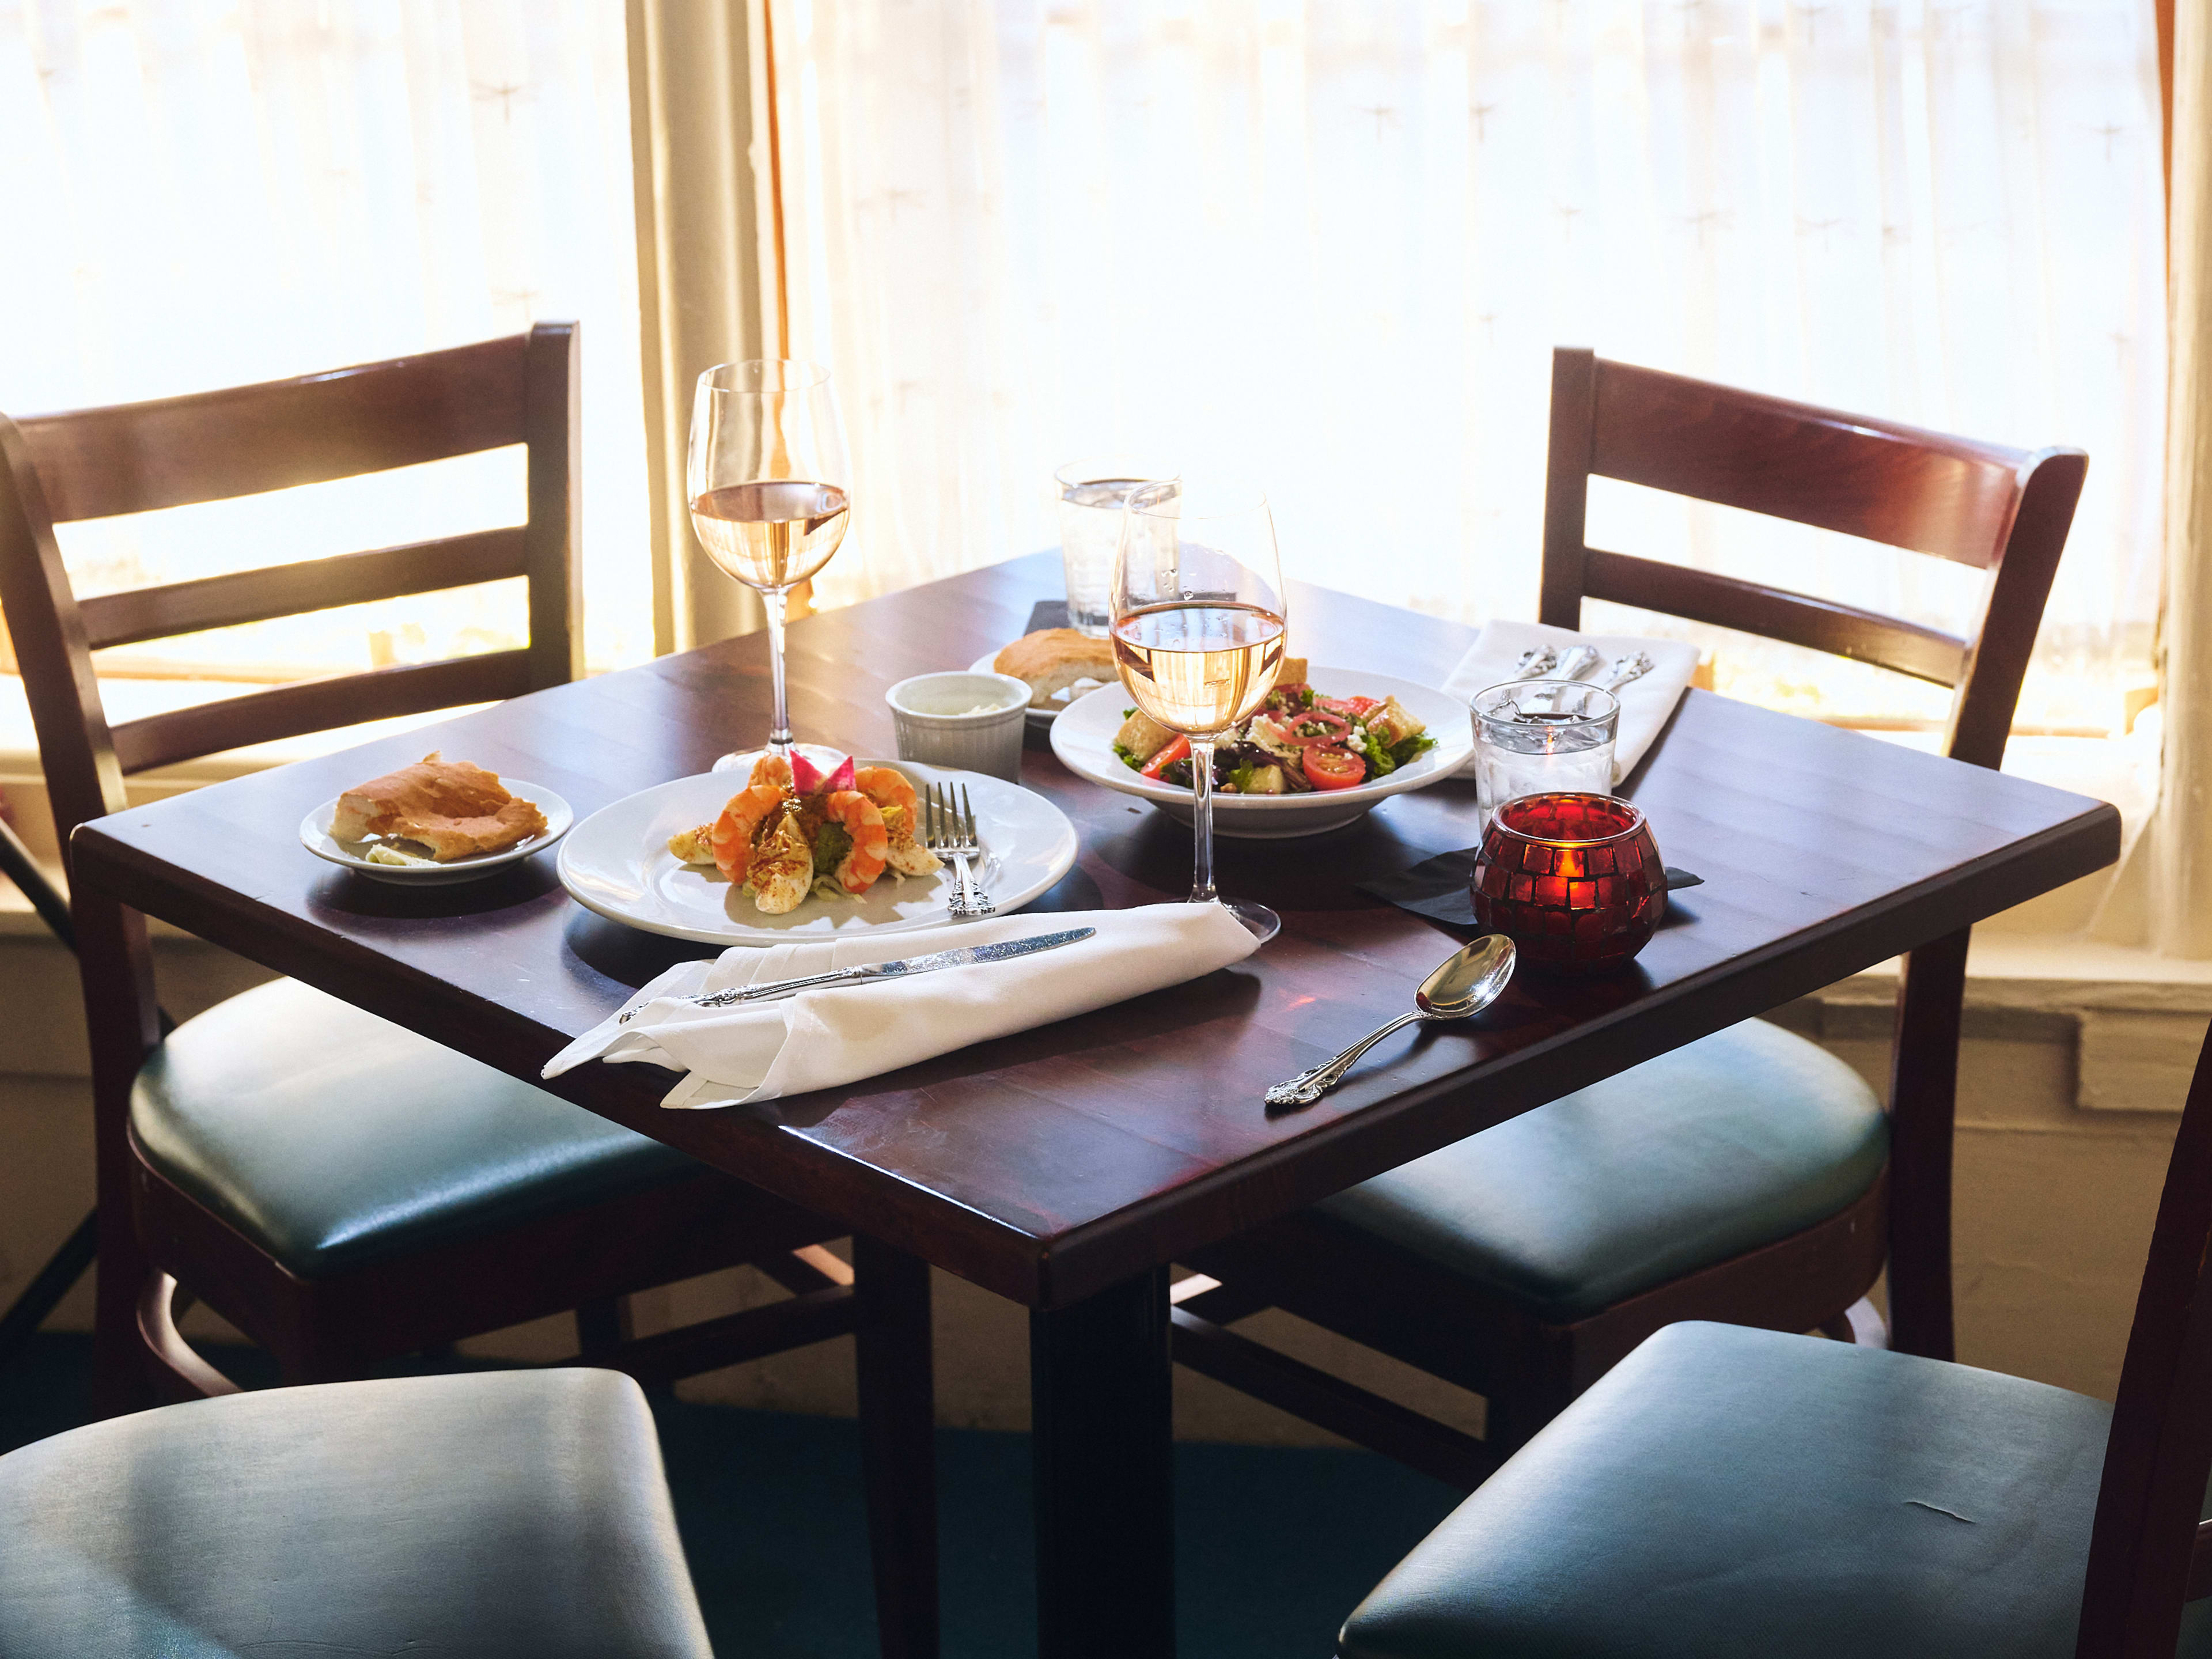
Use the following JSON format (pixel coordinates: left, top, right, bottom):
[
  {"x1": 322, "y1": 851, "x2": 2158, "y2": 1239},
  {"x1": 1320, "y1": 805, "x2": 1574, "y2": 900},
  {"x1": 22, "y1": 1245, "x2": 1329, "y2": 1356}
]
[
  {"x1": 1302, "y1": 744, "x2": 1367, "y2": 791},
  {"x1": 1140, "y1": 735, "x2": 1192, "y2": 780},
  {"x1": 1337, "y1": 695, "x2": 1382, "y2": 718}
]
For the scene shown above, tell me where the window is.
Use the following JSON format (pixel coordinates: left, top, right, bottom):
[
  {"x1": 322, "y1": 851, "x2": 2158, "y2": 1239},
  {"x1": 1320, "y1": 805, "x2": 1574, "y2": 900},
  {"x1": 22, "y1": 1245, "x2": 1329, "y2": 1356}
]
[
  {"x1": 771, "y1": 0, "x2": 2162, "y2": 756},
  {"x1": 0, "y1": 2, "x2": 652, "y2": 679}
]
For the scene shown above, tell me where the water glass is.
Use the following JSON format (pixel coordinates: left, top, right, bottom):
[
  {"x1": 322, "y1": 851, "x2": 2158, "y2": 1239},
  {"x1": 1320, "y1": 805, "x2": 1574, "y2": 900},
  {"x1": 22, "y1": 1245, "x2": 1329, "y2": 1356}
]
[
  {"x1": 1471, "y1": 680, "x2": 1620, "y2": 823},
  {"x1": 1055, "y1": 456, "x2": 1175, "y2": 638}
]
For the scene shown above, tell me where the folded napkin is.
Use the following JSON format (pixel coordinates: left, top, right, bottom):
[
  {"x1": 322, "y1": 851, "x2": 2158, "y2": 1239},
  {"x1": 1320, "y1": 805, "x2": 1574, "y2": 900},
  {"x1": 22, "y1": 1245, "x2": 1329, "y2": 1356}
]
[
  {"x1": 544, "y1": 904, "x2": 1259, "y2": 1110},
  {"x1": 1441, "y1": 619, "x2": 1701, "y2": 783}
]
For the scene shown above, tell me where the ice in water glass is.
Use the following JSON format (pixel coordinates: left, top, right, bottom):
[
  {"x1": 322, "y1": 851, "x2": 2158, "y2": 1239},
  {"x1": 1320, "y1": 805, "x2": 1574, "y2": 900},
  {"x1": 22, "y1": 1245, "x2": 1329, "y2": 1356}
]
[
  {"x1": 1055, "y1": 457, "x2": 1175, "y2": 638},
  {"x1": 1471, "y1": 679, "x2": 1620, "y2": 824}
]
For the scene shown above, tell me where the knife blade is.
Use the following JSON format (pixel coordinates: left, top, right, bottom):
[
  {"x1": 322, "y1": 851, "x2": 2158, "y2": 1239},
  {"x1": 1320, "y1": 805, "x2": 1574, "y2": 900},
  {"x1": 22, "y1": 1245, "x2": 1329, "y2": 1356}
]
[{"x1": 620, "y1": 925, "x2": 1097, "y2": 1020}]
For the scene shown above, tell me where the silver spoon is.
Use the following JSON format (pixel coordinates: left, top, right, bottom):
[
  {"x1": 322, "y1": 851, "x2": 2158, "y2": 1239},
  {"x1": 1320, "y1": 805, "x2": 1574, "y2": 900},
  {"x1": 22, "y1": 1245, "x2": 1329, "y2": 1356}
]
[{"x1": 1263, "y1": 935, "x2": 1517, "y2": 1109}]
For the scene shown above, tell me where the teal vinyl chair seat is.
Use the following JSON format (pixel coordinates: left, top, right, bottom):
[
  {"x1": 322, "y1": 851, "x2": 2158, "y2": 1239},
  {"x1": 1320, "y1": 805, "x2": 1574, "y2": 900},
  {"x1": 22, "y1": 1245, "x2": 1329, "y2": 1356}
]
[
  {"x1": 130, "y1": 978, "x2": 700, "y2": 1279},
  {"x1": 1339, "y1": 1320, "x2": 2212, "y2": 1659},
  {"x1": 0, "y1": 1368, "x2": 713, "y2": 1658},
  {"x1": 1316, "y1": 1019, "x2": 1888, "y2": 1320}
]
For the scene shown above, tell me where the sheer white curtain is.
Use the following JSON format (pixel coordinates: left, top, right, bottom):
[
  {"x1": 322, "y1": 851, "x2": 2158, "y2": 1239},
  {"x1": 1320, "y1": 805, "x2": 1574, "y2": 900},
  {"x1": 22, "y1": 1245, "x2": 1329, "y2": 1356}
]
[
  {"x1": 0, "y1": 0, "x2": 650, "y2": 673},
  {"x1": 775, "y1": 0, "x2": 2162, "y2": 737}
]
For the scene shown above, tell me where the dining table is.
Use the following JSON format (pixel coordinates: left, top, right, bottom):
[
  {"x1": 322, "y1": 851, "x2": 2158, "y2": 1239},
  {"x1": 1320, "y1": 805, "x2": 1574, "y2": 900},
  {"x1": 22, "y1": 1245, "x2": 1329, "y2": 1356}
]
[{"x1": 69, "y1": 548, "x2": 2121, "y2": 1659}]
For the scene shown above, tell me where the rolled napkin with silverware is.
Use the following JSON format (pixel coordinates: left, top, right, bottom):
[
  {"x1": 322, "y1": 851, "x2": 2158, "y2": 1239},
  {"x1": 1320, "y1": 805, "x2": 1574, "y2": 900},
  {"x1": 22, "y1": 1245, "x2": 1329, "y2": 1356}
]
[
  {"x1": 543, "y1": 904, "x2": 1260, "y2": 1109},
  {"x1": 1443, "y1": 620, "x2": 1702, "y2": 782}
]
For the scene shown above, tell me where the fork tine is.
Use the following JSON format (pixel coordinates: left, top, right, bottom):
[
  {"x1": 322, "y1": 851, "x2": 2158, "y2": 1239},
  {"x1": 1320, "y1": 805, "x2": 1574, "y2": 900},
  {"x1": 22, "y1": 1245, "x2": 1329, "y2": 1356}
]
[
  {"x1": 960, "y1": 784, "x2": 976, "y2": 846},
  {"x1": 923, "y1": 782, "x2": 938, "y2": 846}
]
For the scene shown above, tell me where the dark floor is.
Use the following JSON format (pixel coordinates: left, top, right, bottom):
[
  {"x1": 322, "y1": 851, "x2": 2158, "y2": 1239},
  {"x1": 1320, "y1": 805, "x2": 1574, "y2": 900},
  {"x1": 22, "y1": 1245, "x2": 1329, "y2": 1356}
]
[{"x1": 1, "y1": 1334, "x2": 1461, "y2": 1658}]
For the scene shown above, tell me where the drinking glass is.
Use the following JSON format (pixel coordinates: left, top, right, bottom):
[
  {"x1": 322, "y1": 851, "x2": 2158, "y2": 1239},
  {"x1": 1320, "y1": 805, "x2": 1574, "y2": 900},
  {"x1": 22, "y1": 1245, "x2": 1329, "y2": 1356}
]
[
  {"x1": 1111, "y1": 479, "x2": 1286, "y2": 942},
  {"x1": 688, "y1": 360, "x2": 851, "y2": 760},
  {"x1": 1055, "y1": 456, "x2": 1176, "y2": 637},
  {"x1": 1471, "y1": 679, "x2": 1620, "y2": 824}
]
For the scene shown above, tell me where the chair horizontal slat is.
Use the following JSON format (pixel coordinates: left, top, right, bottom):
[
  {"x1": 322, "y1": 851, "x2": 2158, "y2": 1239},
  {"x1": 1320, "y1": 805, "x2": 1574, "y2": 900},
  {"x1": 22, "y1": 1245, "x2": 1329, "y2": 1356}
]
[
  {"x1": 17, "y1": 335, "x2": 530, "y2": 524},
  {"x1": 1590, "y1": 358, "x2": 2030, "y2": 569},
  {"x1": 79, "y1": 528, "x2": 529, "y2": 651},
  {"x1": 1582, "y1": 547, "x2": 1969, "y2": 686},
  {"x1": 109, "y1": 649, "x2": 533, "y2": 774}
]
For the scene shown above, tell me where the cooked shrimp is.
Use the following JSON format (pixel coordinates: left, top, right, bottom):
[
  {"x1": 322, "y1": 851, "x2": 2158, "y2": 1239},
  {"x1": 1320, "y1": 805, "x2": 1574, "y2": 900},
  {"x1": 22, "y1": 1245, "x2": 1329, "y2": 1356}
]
[
  {"x1": 854, "y1": 766, "x2": 941, "y2": 877},
  {"x1": 821, "y1": 790, "x2": 890, "y2": 893},
  {"x1": 666, "y1": 823, "x2": 717, "y2": 864},
  {"x1": 747, "y1": 805, "x2": 814, "y2": 914},
  {"x1": 709, "y1": 783, "x2": 790, "y2": 882},
  {"x1": 748, "y1": 753, "x2": 794, "y2": 792}
]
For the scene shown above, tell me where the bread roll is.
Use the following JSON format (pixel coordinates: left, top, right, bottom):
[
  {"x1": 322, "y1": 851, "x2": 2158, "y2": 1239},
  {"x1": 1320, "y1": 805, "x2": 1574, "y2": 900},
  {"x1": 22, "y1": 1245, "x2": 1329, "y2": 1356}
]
[
  {"x1": 994, "y1": 628, "x2": 1116, "y2": 708},
  {"x1": 331, "y1": 753, "x2": 547, "y2": 861}
]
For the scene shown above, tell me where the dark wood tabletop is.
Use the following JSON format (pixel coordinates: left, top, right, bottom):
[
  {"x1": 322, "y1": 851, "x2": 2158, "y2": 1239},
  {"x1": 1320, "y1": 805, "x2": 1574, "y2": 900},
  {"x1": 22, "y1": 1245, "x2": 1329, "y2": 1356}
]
[{"x1": 71, "y1": 551, "x2": 2120, "y2": 1314}]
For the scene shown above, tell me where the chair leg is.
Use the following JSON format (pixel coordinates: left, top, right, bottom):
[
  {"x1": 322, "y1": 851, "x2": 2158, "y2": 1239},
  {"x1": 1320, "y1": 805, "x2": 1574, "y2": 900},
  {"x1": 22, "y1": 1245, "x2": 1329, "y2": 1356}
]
[
  {"x1": 576, "y1": 1295, "x2": 635, "y2": 1361},
  {"x1": 1887, "y1": 930, "x2": 1968, "y2": 1361},
  {"x1": 853, "y1": 1234, "x2": 938, "y2": 1659}
]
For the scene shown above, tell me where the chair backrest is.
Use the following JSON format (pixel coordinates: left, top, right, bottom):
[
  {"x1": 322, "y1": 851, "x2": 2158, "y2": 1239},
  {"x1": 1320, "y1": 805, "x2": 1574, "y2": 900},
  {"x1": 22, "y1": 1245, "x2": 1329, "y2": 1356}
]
[
  {"x1": 1540, "y1": 346, "x2": 2087, "y2": 771},
  {"x1": 0, "y1": 323, "x2": 581, "y2": 868},
  {"x1": 2077, "y1": 1014, "x2": 2212, "y2": 1656},
  {"x1": 1543, "y1": 348, "x2": 2092, "y2": 1366}
]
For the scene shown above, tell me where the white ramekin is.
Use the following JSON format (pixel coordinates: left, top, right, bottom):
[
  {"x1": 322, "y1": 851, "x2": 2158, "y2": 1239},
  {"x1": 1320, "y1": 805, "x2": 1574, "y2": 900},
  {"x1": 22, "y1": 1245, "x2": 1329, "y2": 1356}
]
[{"x1": 884, "y1": 672, "x2": 1033, "y2": 782}]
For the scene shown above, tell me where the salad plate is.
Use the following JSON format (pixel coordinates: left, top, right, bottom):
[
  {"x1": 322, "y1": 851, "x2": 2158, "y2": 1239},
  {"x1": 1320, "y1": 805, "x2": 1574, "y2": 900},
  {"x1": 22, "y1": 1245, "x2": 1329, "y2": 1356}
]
[
  {"x1": 1050, "y1": 667, "x2": 1476, "y2": 839},
  {"x1": 300, "y1": 780, "x2": 573, "y2": 885},
  {"x1": 559, "y1": 760, "x2": 1080, "y2": 946}
]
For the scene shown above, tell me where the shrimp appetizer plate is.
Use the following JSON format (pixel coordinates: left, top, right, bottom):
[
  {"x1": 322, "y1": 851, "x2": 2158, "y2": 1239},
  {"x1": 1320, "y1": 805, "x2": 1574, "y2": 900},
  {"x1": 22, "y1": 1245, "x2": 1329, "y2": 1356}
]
[{"x1": 558, "y1": 759, "x2": 1080, "y2": 946}]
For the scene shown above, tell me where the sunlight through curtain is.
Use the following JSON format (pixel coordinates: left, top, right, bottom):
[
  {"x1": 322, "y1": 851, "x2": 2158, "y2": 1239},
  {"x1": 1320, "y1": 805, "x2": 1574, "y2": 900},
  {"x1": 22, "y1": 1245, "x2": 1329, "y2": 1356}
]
[
  {"x1": 0, "y1": 0, "x2": 649, "y2": 675},
  {"x1": 774, "y1": 0, "x2": 2163, "y2": 743}
]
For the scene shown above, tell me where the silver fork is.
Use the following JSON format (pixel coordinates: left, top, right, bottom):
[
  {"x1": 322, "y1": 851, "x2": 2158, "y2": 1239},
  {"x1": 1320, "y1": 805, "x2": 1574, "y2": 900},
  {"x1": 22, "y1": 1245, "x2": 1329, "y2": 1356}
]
[
  {"x1": 1512, "y1": 643, "x2": 1559, "y2": 678},
  {"x1": 924, "y1": 782, "x2": 995, "y2": 918}
]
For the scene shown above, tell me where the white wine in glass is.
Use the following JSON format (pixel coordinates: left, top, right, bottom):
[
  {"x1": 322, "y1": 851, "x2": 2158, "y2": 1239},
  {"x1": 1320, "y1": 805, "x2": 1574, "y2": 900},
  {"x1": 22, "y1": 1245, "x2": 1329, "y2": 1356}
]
[
  {"x1": 1111, "y1": 480, "x2": 1286, "y2": 942},
  {"x1": 688, "y1": 362, "x2": 851, "y2": 759}
]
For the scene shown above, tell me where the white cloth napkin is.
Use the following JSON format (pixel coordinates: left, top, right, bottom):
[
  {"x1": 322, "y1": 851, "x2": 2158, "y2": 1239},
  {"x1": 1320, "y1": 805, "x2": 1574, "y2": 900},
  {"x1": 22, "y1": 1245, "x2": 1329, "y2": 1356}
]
[
  {"x1": 544, "y1": 904, "x2": 1259, "y2": 1110},
  {"x1": 1440, "y1": 619, "x2": 1702, "y2": 782}
]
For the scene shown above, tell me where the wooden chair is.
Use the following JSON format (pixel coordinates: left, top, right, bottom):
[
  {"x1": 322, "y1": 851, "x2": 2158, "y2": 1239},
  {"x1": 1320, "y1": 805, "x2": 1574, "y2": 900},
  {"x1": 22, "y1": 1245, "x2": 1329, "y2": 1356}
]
[
  {"x1": 1175, "y1": 347, "x2": 2088, "y2": 1484},
  {"x1": 1338, "y1": 1005, "x2": 2212, "y2": 1659},
  {"x1": 0, "y1": 325, "x2": 938, "y2": 1657}
]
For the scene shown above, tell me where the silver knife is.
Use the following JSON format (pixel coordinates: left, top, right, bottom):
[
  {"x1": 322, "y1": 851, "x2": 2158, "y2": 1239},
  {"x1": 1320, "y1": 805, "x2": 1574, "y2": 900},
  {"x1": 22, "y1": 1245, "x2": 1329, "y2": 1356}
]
[{"x1": 619, "y1": 926, "x2": 1098, "y2": 1020}]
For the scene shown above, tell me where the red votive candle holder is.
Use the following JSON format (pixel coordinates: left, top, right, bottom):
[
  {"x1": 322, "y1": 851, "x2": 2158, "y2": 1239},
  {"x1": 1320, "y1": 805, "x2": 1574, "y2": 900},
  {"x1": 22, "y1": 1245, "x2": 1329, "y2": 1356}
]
[{"x1": 1471, "y1": 791, "x2": 1666, "y2": 975}]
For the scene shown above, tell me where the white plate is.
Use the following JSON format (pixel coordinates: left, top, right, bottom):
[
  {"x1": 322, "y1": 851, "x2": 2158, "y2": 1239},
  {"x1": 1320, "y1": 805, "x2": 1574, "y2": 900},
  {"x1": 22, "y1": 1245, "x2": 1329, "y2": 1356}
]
[
  {"x1": 968, "y1": 651, "x2": 1110, "y2": 729},
  {"x1": 557, "y1": 760, "x2": 1080, "y2": 946},
  {"x1": 1049, "y1": 667, "x2": 1476, "y2": 839},
  {"x1": 300, "y1": 780, "x2": 574, "y2": 885}
]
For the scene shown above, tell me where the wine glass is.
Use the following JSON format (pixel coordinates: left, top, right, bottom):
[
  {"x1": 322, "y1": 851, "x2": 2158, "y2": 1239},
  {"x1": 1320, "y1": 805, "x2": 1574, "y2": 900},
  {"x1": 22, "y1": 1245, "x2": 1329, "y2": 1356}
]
[
  {"x1": 687, "y1": 360, "x2": 851, "y2": 762},
  {"x1": 1111, "y1": 479, "x2": 1286, "y2": 942}
]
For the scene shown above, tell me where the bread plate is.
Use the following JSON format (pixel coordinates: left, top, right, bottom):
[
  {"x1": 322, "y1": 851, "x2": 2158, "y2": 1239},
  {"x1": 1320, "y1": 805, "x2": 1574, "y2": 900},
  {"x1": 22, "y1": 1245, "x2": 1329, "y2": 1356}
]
[
  {"x1": 968, "y1": 650, "x2": 1111, "y2": 730},
  {"x1": 1048, "y1": 668, "x2": 1476, "y2": 839},
  {"x1": 558, "y1": 760, "x2": 1079, "y2": 946},
  {"x1": 300, "y1": 780, "x2": 574, "y2": 885}
]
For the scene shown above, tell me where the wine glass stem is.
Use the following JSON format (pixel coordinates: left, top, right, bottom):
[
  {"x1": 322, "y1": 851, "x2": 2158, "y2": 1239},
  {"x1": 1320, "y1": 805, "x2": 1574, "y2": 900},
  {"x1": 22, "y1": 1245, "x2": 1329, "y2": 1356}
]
[
  {"x1": 1188, "y1": 734, "x2": 1218, "y2": 905},
  {"x1": 764, "y1": 585, "x2": 793, "y2": 755}
]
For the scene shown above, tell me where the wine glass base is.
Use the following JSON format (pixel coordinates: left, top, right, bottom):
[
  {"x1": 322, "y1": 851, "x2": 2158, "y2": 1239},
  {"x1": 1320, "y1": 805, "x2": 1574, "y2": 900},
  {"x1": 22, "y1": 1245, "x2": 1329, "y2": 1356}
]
[{"x1": 1219, "y1": 899, "x2": 1281, "y2": 944}]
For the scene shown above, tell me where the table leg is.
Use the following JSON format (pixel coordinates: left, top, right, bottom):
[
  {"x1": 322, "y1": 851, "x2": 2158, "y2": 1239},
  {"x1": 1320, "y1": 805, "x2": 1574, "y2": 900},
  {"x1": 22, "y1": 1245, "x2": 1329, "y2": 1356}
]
[
  {"x1": 1030, "y1": 1266, "x2": 1174, "y2": 1659},
  {"x1": 855, "y1": 1234, "x2": 940, "y2": 1659}
]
